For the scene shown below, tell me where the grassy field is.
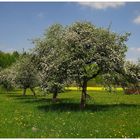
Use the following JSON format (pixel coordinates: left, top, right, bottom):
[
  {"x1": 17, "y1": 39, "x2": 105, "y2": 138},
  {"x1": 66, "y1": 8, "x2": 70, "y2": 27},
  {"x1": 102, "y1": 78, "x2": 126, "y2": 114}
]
[{"x1": 0, "y1": 88, "x2": 140, "y2": 138}]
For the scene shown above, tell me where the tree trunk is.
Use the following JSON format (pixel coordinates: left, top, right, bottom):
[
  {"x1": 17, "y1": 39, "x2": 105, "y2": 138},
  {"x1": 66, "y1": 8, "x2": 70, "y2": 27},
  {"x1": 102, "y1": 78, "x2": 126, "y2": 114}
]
[
  {"x1": 22, "y1": 88, "x2": 26, "y2": 96},
  {"x1": 80, "y1": 79, "x2": 87, "y2": 109},
  {"x1": 30, "y1": 87, "x2": 36, "y2": 96},
  {"x1": 52, "y1": 92, "x2": 58, "y2": 102}
]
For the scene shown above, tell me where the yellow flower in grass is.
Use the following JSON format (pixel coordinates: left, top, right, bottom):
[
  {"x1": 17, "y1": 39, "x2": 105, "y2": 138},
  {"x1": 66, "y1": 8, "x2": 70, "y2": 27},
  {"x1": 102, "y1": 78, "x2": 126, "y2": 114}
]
[{"x1": 65, "y1": 87, "x2": 123, "y2": 91}]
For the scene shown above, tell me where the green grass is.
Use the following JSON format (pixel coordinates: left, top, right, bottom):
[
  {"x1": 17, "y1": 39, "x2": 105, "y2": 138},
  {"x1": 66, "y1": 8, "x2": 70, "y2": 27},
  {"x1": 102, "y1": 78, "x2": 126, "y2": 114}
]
[{"x1": 0, "y1": 89, "x2": 140, "y2": 138}]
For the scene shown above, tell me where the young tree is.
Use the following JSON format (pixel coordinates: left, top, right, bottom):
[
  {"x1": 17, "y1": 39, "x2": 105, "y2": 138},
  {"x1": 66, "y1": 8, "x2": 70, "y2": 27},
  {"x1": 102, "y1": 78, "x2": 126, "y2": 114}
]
[
  {"x1": 32, "y1": 24, "x2": 69, "y2": 100},
  {"x1": 11, "y1": 55, "x2": 39, "y2": 96}
]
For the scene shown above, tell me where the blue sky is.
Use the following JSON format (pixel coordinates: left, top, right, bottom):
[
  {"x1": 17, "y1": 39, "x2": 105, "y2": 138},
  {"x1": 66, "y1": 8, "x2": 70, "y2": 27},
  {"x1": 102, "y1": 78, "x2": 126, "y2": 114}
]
[{"x1": 0, "y1": 2, "x2": 140, "y2": 61}]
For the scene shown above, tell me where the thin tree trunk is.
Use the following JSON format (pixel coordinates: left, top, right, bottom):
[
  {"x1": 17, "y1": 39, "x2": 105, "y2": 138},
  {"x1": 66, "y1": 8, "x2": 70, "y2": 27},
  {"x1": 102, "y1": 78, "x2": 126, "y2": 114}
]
[
  {"x1": 52, "y1": 86, "x2": 59, "y2": 102},
  {"x1": 80, "y1": 79, "x2": 87, "y2": 109},
  {"x1": 22, "y1": 88, "x2": 26, "y2": 96},
  {"x1": 135, "y1": 85, "x2": 140, "y2": 94},
  {"x1": 52, "y1": 92, "x2": 58, "y2": 102},
  {"x1": 30, "y1": 87, "x2": 36, "y2": 96}
]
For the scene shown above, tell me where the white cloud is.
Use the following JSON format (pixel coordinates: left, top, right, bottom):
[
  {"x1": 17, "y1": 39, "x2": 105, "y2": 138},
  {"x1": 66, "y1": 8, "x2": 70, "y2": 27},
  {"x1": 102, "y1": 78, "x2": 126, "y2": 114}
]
[
  {"x1": 78, "y1": 2, "x2": 125, "y2": 10},
  {"x1": 0, "y1": 45, "x2": 15, "y2": 52},
  {"x1": 138, "y1": 48, "x2": 140, "y2": 52},
  {"x1": 127, "y1": 58, "x2": 137, "y2": 63},
  {"x1": 133, "y1": 15, "x2": 140, "y2": 25},
  {"x1": 126, "y1": 47, "x2": 140, "y2": 62},
  {"x1": 37, "y1": 12, "x2": 45, "y2": 19},
  {"x1": 129, "y1": 47, "x2": 140, "y2": 52}
]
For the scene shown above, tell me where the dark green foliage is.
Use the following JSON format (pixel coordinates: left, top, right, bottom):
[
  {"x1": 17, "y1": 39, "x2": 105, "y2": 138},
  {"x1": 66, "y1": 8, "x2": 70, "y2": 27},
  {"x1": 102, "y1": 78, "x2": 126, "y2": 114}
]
[{"x1": 0, "y1": 51, "x2": 19, "y2": 69}]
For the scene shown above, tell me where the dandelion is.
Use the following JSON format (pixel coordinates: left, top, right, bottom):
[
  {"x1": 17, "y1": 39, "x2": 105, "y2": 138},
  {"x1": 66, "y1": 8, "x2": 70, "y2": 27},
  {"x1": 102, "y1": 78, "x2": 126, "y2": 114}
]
[
  {"x1": 95, "y1": 130, "x2": 99, "y2": 133},
  {"x1": 32, "y1": 127, "x2": 38, "y2": 132},
  {"x1": 118, "y1": 131, "x2": 121, "y2": 134},
  {"x1": 90, "y1": 134, "x2": 93, "y2": 136}
]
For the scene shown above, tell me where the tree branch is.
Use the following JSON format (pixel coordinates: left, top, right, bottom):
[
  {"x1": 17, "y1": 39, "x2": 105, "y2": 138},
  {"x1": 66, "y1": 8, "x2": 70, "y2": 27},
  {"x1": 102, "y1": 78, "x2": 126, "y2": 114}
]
[{"x1": 87, "y1": 69, "x2": 101, "y2": 81}]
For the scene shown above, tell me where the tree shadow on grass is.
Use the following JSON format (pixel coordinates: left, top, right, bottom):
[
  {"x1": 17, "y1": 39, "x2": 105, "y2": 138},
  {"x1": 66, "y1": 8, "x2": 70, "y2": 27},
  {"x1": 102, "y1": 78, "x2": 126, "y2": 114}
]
[
  {"x1": 37, "y1": 102, "x2": 140, "y2": 112},
  {"x1": 5, "y1": 92, "x2": 140, "y2": 112},
  {"x1": 6, "y1": 92, "x2": 75, "y2": 103},
  {"x1": 16, "y1": 97, "x2": 75, "y2": 104},
  {"x1": 7, "y1": 94, "x2": 37, "y2": 99}
]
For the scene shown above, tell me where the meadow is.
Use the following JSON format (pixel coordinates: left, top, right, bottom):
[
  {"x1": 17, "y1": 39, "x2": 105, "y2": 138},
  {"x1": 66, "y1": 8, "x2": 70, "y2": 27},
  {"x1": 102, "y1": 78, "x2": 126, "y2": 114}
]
[{"x1": 0, "y1": 88, "x2": 140, "y2": 138}]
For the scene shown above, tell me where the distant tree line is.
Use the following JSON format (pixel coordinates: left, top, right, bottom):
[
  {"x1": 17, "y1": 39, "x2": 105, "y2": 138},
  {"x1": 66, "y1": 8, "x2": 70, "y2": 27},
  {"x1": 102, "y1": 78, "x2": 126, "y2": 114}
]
[{"x1": 0, "y1": 51, "x2": 19, "y2": 69}]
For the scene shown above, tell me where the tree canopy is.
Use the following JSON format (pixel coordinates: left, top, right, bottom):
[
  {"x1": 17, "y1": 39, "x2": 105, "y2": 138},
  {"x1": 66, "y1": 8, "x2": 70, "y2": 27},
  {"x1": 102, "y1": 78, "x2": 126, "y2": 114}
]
[{"x1": 32, "y1": 24, "x2": 69, "y2": 100}]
